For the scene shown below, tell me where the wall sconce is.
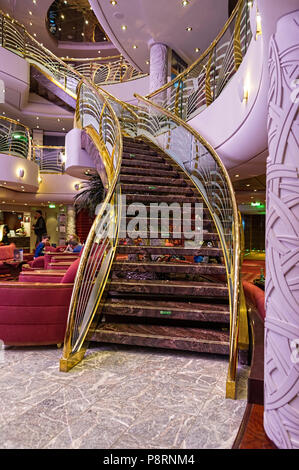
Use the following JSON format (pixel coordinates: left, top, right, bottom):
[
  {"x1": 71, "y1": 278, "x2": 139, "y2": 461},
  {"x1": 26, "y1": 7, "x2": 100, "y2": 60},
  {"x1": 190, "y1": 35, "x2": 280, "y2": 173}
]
[
  {"x1": 238, "y1": 79, "x2": 249, "y2": 102},
  {"x1": 60, "y1": 151, "x2": 66, "y2": 164},
  {"x1": 243, "y1": 85, "x2": 249, "y2": 102},
  {"x1": 38, "y1": 175, "x2": 42, "y2": 184},
  {"x1": 74, "y1": 183, "x2": 81, "y2": 191},
  {"x1": 17, "y1": 168, "x2": 25, "y2": 178},
  {"x1": 256, "y1": 11, "x2": 262, "y2": 38}
]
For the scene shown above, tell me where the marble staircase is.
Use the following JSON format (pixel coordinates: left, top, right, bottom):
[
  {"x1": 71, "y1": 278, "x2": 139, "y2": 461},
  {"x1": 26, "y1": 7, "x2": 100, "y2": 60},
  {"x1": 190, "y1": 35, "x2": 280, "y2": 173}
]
[{"x1": 91, "y1": 136, "x2": 230, "y2": 356}]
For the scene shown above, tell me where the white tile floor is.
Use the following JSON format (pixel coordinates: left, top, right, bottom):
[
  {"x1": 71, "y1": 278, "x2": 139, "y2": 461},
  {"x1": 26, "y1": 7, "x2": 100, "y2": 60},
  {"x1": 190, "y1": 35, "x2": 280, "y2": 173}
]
[{"x1": 0, "y1": 343, "x2": 248, "y2": 449}]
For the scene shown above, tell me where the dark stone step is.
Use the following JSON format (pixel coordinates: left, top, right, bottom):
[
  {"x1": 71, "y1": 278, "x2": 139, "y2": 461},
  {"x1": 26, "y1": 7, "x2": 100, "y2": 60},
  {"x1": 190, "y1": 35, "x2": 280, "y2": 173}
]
[
  {"x1": 121, "y1": 167, "x2": 182, "y2": 178},
  {"x1": 107, "y1": 279, "x2": 228, "y2": 298},
  {"x1": 112, "y1": 261, "x2": 226, "y2": 275},
  {"x1": 121, "y1": 184, "x2": 195, "y2": 196},
  {"x1": 124, "y1": 194, "x2": 199, "y2": 204},
  {"x1": 122, "y1": 159, "x2": 174, "y2": 170},
  {"x1": 116, "y1": 245, "x2": 223, "y2": 257},
  {"x1": 91, "y1": 322, "x2": 230, "y2": 355},
  {"x1": 102, "y1": 299, "x2": 230, "y2": 323},
  {"x1": 122, "y1": 152, "x2": 163, "y2": 162},
  {"x1": 120, "y1": 174, "x2": 189, "y2": 187},
  {"x1": 123, "y1": 216, "x2": 214, "y2": 229}
]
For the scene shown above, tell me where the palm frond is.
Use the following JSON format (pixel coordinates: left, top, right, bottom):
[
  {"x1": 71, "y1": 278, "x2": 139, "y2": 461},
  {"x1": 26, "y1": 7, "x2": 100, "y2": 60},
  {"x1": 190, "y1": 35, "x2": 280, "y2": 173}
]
[{"x1": 73, "y1": 172, "x2": 105, "y2": 217}]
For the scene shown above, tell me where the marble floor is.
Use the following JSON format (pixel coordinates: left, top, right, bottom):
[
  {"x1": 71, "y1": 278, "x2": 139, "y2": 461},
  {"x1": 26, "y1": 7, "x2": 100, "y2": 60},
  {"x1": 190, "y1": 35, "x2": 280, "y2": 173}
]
[{"x1": 0, "y1": 343, "x2": 249, "y2": 449}]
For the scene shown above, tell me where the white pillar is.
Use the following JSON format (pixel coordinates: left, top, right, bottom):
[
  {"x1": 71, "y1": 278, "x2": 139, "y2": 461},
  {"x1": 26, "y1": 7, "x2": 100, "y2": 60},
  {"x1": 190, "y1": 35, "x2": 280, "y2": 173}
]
[
  {"x1": 149, "y1": 42, "x2": 168, "y2": 95},
  {"x1": 66, "y1": 205, "x2": 76, "y2": 239}
]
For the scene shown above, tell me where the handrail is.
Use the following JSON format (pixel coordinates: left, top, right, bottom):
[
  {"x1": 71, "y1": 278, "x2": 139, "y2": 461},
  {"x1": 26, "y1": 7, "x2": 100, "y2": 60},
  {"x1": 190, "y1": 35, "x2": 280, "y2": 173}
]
[
  {"x1": 0, "y1": 10, "x2": 146, "y2": 88},
  {"x1": 0, "y1": 116, "x2": 31, "y2": 160},
  {"x1": 145, "y1": 0, "x2": 252, "y2": 121},
  {"x1": 0, "y1": 10, "x2": 124, "y2": 371},
  {"x1": 33, "y1": 145, "x2": 65, "y2": 173},
  {"x1": 104, "y1": 88, "x2": 242, "y2": 398}
]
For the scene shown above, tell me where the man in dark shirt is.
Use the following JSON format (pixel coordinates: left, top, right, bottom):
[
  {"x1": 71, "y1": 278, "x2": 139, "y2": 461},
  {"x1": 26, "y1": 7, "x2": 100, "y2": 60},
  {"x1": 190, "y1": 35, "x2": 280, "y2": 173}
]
[{"x1": 33, "y1": 210, "x2": 47, "y2": 244}]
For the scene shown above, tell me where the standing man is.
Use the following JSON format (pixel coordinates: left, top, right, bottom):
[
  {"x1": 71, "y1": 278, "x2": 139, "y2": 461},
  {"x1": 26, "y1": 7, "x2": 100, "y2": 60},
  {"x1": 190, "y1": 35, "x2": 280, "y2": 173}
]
[{"x1": 33, "y1": 210, "x2": 47, "y2": 245}]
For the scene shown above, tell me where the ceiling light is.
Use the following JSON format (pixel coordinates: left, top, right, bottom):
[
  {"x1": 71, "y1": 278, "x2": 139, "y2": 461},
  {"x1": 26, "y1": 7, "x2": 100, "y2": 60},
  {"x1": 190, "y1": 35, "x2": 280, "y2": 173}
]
[
  {"x1": 110, "y1": 0, "x2": 117, "y2": 5},
  {"x1": 85, "y1": 20, "x2": 89, "y2": 25},
  {"x1": 182, "y1": 0, "x2": 189, "y2": 6},
  {"x1": 235, "y1": 174, "x2": 239, "y2": 178},
  {"x1": 61, "y1": 14, "x2": 65, "y2": 19},
  {"x1": 195, "y1": 48, "x2": 200, "y2": 53},
  {"x1": 33, "y1": 0, "x2": 36, "y2": 4},
  {"x1": 133, "y1": 45, "x2": 138, "y2": 49},
  {"x1": 29, "y1": 21, "x2": 33, "y2": 26},
  {"x1": 29, "y1": 11, "x2": 32, "y2": 15},
  {"x1": 98, "y1": 50, "x2": 101, "y2": 54},
  {"x1": 246, "y1": 184, "x2": 250, "y2": 187},
  {"x1": 121, "y1": 25, "x2": 127, "y2": 30},
  {"x1": 186, "y1": 27, "x2": 192, "y2": 31},
  {"x1": 145, "y1": 60, "x2": 150, "y2": 65}
]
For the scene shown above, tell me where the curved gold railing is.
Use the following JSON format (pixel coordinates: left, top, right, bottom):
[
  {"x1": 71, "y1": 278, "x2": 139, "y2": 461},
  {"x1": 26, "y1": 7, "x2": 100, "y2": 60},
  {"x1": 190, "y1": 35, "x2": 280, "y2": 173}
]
[
  {"x1": 63, "y1": 55, "x2": 147, "y2": 85},
  {"x1": 59, "y1": 78, "x2": 123, "y2": 371},
  {"x1": 101, "y1": 89, "x2": 244, "y2": 398},
  {"x1": 33, "y1": 145, "x2": 66, "y2": 173},
  {"x1": 0, "y1": 10, "x2": 124, "y2": 371},
  {"x1": 0, "y1": 116, "x2": 31, "y2": 160},
  {"x1": 145, "y1": 0, "x2": 252, "y2": 121}
]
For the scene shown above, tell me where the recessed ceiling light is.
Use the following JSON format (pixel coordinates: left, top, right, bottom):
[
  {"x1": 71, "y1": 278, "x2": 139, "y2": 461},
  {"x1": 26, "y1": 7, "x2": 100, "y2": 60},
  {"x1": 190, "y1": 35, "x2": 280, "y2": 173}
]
[
  {"x1": 98, "y1": 50, "x2": 101, "y2": 54},
  {"x1": 29, "y1": 21, "x2": 33, "y2": 26},
  {"x1": 61, "y1": 14, "x2": 65, "y2": 19},
  {"x1": 121, "y1": 25, "x2": 127, "y2": 30},
  {"x1": 33, "y1": 0, "x2": 36, "y2": 4},
  {"x1": 85, "y1": 20, "x2": 89, "y2": 25},
  {"x1": 186, "y1": 27, "x2": 192, "y2": 31},
  {"x1": 133, "y1": 45, "x2": 138, "y2": 49},
  {"x1": 182, "y1": 0, "x2": 189, "y2": 6},
  {"x1": 110, "y1": 0, "x2": 117, "y2": 5},
  {"x1": 145, "y1": 60, "x2": 150, "y2": 65},
  {"x1": 29, "y1": 11, "x2": 32, "y2": 15},
  {"x1": 235, "y1": 174, "x2": 239, "y2": 177},
  {"x1": 195, "y1": 48, "x2": 200, "y2": 53},
  {"x1": 246, "y1": 184, "x2": 250, "y2": 187}
]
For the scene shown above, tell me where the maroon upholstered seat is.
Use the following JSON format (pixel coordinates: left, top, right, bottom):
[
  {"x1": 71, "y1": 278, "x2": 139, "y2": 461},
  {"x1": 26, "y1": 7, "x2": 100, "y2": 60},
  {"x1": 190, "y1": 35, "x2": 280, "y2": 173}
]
[
  {"x1": 0, "y1": 282, "x2": 73, "y2": 345},
  {"x1": 243, "y1": 280, "x2": 265, "y2": 321}
]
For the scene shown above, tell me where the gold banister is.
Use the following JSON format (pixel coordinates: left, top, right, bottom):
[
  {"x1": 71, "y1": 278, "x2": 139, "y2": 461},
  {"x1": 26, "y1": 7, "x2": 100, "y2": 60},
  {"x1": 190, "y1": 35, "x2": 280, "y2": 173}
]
[{"x1": 133, "y1": 93, "x2": 241, "y2": 399}]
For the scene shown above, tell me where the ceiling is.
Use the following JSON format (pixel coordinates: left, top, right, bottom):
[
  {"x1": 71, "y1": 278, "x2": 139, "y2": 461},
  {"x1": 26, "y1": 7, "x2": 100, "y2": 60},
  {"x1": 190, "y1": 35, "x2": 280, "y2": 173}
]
[
  {"x1": 89, "y1": 0, "x2": 231, "y2": 73},
  {"x1": 0, "y1": 0, "x2": 119, "y2": 59}
]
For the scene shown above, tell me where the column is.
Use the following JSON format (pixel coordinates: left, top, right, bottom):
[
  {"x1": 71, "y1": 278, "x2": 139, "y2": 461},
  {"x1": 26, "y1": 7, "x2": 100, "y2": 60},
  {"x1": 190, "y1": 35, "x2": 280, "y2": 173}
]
[
  {"x1": 264, "y1": 11, "x2": 299, "y2": 449},
  {"x1": 66, "y1": 205, "x2": 76, "y2": 240},
  {"x1": 149, "y1": 42, "x2": 168, "y2": 95}
]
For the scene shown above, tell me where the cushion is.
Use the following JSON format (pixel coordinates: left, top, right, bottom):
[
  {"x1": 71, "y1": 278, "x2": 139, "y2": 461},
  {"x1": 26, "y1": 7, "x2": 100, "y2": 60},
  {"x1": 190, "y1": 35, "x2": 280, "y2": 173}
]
[
  {"x1": 29, "y1": 256, "x2": 45, "y2": 268},
  {"x1": 60, "y1": 257, "x2": 81, "y2": 283},
  {"x1": 0, "y1": 243, "x2": 15, "y2": 261}
]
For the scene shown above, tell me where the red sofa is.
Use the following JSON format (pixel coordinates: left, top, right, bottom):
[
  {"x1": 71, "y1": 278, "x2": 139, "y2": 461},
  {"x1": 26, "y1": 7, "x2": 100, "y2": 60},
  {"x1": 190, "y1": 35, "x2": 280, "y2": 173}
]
[
  {"x1": 243, "y1": 280, "x2": 265, "y2": 321},
  {"x1": 0, "y1": 257, "x2": 80, "y2": 346}
]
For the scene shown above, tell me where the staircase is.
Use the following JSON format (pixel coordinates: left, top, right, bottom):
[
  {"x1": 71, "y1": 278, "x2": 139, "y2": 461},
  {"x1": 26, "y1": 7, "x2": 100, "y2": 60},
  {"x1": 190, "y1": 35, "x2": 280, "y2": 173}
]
[{"x1": 90, "y1": 136, "x2": 231, "y2": 356}]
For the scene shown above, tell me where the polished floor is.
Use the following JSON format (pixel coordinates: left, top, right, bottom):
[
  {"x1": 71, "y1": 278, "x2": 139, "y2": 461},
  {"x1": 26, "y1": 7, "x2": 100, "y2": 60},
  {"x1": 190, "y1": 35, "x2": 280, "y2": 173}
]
[{"x1": 0, "y1": 343, "x2": 249, "y2": 449}]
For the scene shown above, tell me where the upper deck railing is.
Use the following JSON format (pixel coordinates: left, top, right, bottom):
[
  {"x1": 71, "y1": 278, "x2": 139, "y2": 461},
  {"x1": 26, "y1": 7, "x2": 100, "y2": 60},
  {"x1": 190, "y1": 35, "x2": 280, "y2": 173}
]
[{"x1": 145, "y1": 0, "x2": 253, "y2": 121}]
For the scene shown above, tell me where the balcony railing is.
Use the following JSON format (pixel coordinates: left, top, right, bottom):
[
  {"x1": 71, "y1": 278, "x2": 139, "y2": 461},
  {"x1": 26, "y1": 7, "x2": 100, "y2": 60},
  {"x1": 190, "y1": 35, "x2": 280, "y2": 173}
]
[
  {"x1": 145, "y1": 0, "x2": 253, "y2": 121},
  {"x1": 33, "y1": 145, "x2": 65, "y2": 173},
  {"x1": 0, "y1": 116, "x2": 31, "y2": 159}
]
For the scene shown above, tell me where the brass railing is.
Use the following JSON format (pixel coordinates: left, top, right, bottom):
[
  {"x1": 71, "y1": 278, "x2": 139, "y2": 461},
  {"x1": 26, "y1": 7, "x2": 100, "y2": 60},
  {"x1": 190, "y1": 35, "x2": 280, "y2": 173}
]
[
  {"x1": 0, "y1": 10, "x2": 124, "y2": 371},
  {"x1": 101, "y1": 90, "x2": 243, "y2": 398},
  {"x1": 64, "y1": 55, "x2": 147, "y2": 85},
  {"x1": 0, "y1": 116, "x2": 31, "y2": 159},
  {"x1": 60, "y1": 79, "x2": 123, "y2": 371},
  {"x1": 33, "y1": 145, "x2": 65, "y2": 173},
  {"x1": 145, "y1": 0, "x2": 252, "y2": 121}
]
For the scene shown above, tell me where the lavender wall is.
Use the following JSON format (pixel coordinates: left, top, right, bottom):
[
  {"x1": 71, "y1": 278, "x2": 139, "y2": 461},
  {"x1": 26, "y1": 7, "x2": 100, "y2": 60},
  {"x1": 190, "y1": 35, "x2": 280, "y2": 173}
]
[{"x1": 264, "y1": 10, "x2": 299, "y2": 449}]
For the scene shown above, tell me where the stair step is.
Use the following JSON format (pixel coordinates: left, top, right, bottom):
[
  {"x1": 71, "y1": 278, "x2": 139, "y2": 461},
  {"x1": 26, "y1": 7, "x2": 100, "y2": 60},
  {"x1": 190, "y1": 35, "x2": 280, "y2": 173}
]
[
  {"x1": 112, "y1": 261, "x2": 226, "y2": 275},
  {"x1": 121, "y1": 167, "x2": 182, "y2": 178},
  {"x1": 121, "y1": 184, "x2": 195, "y2": 195},
  {"x1": 102, "y1": 299, "x2": 230, "y2": 323},
  {"x1": 123, "y1": 216, "x2": 214, "y2": 229},
  {"x1": 120, "y1": 174, "x2": 189, "y2": 187},
  {"x1": 107, "y1": 279, "x2": 228, "y2": 298},
  {"x1": 122, "y1": 152, "x2": 164, "y2": 162},
  {"x1": 116, "y1": 245, "x2": 222, "y2": 257},
  {"x1": 122, "y1": 159, "x2": 175, "y2": 170},
  {"x1": 91, "y1": 322, "x2": 230, "y2": 355},
  {"x1": 125, "y1": 194, "x2": 199, "y2": 204}
]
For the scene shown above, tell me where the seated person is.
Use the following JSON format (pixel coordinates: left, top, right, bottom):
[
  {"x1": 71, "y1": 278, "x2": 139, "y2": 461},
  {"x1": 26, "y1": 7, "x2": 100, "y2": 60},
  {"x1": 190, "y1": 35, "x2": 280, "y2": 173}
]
[
  {"x1": 0, "y1": 225, "x2": 10, "y2": 245},
  {"x1": 34, "y1": 234, "x2": 51, "y2": 258},
  {"x1": 64, "y1": 234, "x2": 81, "y2": 253},
  {"x1": 66, "y1": 239, "x2": 83, "y2": 253}
]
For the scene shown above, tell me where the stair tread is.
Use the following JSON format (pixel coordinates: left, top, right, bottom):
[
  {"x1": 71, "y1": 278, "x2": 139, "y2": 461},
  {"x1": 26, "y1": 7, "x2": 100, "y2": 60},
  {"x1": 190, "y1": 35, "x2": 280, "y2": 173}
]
[
  {"x1": 117, "y1": 245, "x2": 222, "y2": 255},
  {"x1": 92, "y1": 322, "x2": 230, "y2": 344},
  {"x1": 104, "y1": 299, "x2": 230, "y2": 313},
  {"x1": 113, "y1": 261, "x2": 225, "y2": 273}
]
